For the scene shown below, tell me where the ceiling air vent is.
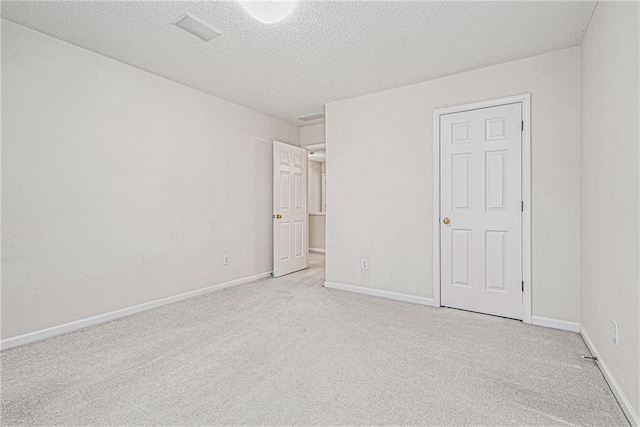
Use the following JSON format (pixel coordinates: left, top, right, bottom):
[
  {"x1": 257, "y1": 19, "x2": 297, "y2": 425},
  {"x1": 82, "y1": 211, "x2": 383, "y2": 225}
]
[
  {"x1": 297, "y1": 113, "x2": 325, "y2": 122},
  {"x1": 173, "y1": 13, "x2": 222, "y2": 42}
]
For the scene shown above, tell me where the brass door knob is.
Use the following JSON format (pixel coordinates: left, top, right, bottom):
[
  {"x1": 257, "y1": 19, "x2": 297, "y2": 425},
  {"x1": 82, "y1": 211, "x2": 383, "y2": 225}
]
[
  {"x1": 442, "y1": 217, "x2": 451, "y2": 225},
  {"x1": 276, "y1": 214, "x2": 282, "y2": 219}
]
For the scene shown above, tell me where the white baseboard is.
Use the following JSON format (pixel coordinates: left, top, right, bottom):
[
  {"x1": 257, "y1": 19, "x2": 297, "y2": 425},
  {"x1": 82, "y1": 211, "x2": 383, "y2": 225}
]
[
  {"x1": 309, "y1": 248, "x2": 326, "y2": 253},
  {"x1": 1, "y1": 271, "x2": 273, "y2": 351},
  {"x1": 581, "y1": 327, "x2": 639, "y2": 426},
  {"x1": 324, "y1": 281, "x2": 436, "y2": 306},
  {"x1": 531, "y1": 316, "x2": 580, "y2": 332}
]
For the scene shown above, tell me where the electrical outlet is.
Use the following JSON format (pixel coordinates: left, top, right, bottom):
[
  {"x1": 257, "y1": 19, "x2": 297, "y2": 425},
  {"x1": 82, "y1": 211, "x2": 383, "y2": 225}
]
[
  {"x1": 612, "y1": 320, "x2": 619, "y2": 347},
  {"x1": 361, "y1": 258, "x2": 368, "y2": 270},
  {"x1": 224, "y1": 255, "x2": 230, "y2": 265}
]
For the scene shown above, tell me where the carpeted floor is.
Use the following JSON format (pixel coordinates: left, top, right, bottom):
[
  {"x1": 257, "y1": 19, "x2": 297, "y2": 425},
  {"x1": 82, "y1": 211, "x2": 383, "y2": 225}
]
[{"x1": 1, "y1": 253, "x2": 629, "y2": 426}]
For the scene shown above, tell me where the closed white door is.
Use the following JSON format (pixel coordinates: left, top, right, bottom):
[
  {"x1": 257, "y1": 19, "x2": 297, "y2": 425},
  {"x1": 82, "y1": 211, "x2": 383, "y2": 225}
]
[
  {"x1": 273, "y1": 141, "x2": 308, "y2": 277},
  {"x1": 440, "y1": 103, "x2": 522, "y2": 319}
]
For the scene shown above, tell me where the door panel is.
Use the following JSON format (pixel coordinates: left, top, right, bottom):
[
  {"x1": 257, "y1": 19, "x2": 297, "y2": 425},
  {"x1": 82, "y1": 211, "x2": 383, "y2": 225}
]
[
  {"x1": 440, "y1": 103, "x2": 522, "y2": 319},
  {"x1": 485, "y1": 150, "x2": 508, "y2": 211},
  {"x1": 294, "y1": 221, "x2": 304, "y2": 257},
  {"x1": 279, "y1": 171, "x2": 290, "y2": 209},
  {"x1": 294, "y1": 172, "x2": 304, "y2": 208},
  {"x1": 452, "y1": 153, "x2": 472, "y2": 211},
  {"x1": 279, "y1": 222, "x2": 290, "y2": 261},
  {"x1": 452, "y1": 229, "x2": 471, "y2": 286},
  {"x1": 273, "y1": 141, "x2": 308, "y2": 277},
  {"x1": 485, "y1": 230, "x2": 507, "y2": 291}
]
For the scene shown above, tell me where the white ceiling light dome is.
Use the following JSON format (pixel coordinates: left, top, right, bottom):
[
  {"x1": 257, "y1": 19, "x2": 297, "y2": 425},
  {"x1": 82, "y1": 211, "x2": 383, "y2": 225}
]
[{"x1": 238, "y1": 1, "x2": 297, "y2": 24}]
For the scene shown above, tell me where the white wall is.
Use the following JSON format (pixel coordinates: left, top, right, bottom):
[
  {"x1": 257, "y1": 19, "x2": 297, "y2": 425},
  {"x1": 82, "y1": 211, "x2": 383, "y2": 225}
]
[
  {"x1": 309, "y1": 214, "x2": 326, "y2": 251},
  {"x1": 300, "y1": 123, "x2": 326, "y2": 146},
  {"x1": 1, "y1": 20, "x2": 300, "y2": 340},
  {"x1": 580, "y1": 2, "x2": 639, "y2": 419},
  {"x1": 326, "y1": 47, "x2": 581, "y2": 323}
]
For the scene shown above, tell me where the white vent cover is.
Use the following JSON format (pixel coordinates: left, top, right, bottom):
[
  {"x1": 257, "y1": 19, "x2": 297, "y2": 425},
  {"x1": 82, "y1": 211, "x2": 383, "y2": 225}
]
[
  {"x1": 173, "y1": 13, "x2": 222, "y2": 42},
  {"x1": 298, "y1": 113, "x2": 325, "y2": 122}
]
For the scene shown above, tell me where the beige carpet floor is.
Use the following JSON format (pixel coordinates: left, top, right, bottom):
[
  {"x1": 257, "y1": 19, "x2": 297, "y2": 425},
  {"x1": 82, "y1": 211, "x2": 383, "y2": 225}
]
[{"x1": 1, "y1": 253, "x2": 629, "y2": 426}]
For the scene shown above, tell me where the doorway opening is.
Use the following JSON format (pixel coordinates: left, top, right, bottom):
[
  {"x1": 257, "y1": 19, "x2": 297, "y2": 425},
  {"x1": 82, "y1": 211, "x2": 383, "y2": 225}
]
[{"x1": 306, "y1": 142, "x2": 326, "y2": 273}]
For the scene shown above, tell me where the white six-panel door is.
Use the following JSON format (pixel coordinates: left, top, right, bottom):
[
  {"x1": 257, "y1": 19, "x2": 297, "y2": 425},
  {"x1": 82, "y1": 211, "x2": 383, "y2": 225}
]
[
  {"x1": 273, "y1": 141, "x2": 308, "y2": 277},
  {"x1": 440, "y1": 103, "x2": 523, "y2": 319}
]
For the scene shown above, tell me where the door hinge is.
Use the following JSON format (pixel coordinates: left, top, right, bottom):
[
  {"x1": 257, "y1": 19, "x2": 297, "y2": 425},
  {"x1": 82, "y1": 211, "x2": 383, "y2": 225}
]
[
  {"x1": 522, "y1": 281, "x2": 524, "y2": 292},
  {"x1": 521, "y1": 201, "x2": 524, "y2": 212},
  {"x1": 521, "y1": 121, "x2": 524, "y2": 132}
]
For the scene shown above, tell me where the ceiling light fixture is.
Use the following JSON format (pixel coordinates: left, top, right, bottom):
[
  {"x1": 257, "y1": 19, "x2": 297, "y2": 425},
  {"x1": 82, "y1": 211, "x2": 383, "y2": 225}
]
[
  {"x1": 238, "y1": 1, "x2": 297, "y2": 24},
  {"x1": 173, "y1": 13, "x2": 222, "y2": 42}
]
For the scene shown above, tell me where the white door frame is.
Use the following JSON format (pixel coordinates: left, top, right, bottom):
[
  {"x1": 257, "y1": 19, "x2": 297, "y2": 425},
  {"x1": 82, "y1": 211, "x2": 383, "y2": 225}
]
[{"x1": 432, "y1": 93, "x2": 532, "y2": 324}]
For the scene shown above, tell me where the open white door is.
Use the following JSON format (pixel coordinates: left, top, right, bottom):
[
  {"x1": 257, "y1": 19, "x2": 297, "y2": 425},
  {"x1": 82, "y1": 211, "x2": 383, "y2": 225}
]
[
  {"x1": 273, "y1": 141, "x2": 308, "y2": 277},
  {"x1": 440, "y1": 103, "x2": 523, "y2": 320}
]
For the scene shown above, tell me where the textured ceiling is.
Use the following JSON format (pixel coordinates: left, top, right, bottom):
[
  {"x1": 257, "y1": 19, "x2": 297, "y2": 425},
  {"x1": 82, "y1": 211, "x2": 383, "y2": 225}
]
[{"x1": 1, "y1": 1, "x2": 596, "y2": 126}]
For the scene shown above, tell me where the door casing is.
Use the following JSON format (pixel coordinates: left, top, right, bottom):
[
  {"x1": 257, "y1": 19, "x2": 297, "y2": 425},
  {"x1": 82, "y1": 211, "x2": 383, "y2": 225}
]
[{"x1": 432, "y1": 94, "x2": 532, "y2": 324}]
